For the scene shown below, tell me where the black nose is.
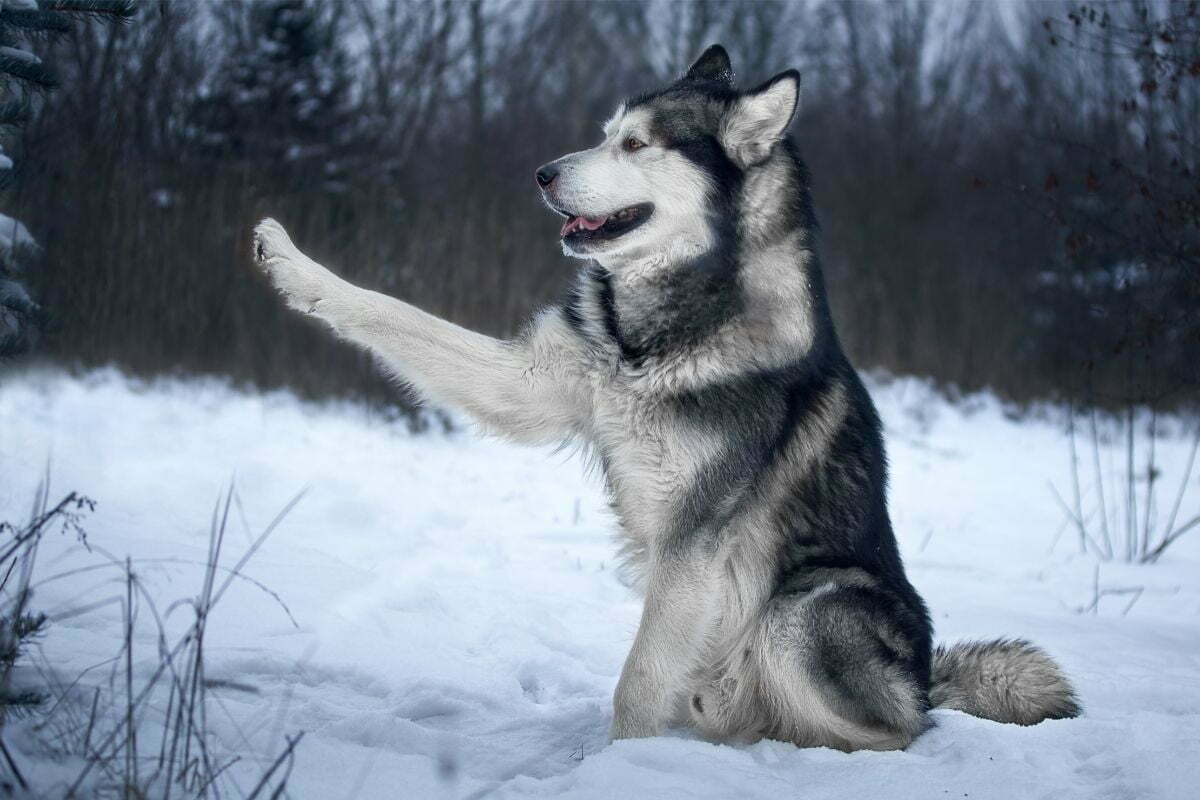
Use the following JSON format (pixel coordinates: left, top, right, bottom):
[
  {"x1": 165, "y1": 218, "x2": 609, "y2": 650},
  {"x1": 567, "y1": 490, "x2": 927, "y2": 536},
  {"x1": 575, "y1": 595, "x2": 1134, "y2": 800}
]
[{"x1": 535, "y1": 164, "x2": 558, "y2": 188}]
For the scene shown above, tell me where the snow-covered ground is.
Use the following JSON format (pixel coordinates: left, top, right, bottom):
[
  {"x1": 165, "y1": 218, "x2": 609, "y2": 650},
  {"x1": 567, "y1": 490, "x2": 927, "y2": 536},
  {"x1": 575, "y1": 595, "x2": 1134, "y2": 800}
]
[{"x1": 2, "y1": 367, "x2": 1198, "y2": 799}]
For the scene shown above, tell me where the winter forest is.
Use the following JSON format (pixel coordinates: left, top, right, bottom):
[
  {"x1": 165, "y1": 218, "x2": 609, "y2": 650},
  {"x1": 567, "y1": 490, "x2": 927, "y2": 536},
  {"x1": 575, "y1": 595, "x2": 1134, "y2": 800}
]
[
  {"x1": 0, "y1": 0, "x2": 1194, "y2": 410},
  {"x1": 1, "y1": 1, "x2": 1199, "y2": 798}
]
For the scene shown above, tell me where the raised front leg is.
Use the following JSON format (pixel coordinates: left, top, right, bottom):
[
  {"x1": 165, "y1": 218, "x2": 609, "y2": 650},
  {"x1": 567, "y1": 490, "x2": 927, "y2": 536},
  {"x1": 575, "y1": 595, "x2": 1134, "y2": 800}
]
[
  {"x1": 611, "y1": 545, "x2": 717, "y2": 740},
  {"x1": 252, "y1": 218, "x2": 591, "y2": 444}
]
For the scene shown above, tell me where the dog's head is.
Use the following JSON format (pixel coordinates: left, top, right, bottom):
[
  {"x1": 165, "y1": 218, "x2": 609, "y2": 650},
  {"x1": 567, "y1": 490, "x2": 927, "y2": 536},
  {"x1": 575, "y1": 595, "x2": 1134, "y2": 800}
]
[{"x1": 536, "y1": 45, "x2": 799, "y2": 265}]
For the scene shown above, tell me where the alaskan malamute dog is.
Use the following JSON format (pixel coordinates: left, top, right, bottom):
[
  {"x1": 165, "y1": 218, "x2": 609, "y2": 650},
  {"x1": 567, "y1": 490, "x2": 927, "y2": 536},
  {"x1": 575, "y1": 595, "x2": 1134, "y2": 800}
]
[{"x1": 253, "y1": 45, "x2": 1078, "y2": 750}]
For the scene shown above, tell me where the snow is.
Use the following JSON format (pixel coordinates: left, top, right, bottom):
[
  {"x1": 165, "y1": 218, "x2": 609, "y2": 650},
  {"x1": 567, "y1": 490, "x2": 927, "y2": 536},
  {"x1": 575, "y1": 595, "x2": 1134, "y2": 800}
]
[
  {"x1": 2, "y1": 367, "x2": 1198, "y2": 799},
  {"x1": 0, "y1": 213, "x2": 37, "y2": 265},
  {"x1": 0, "y1": 45, "x2": 40, "y2": 65}
]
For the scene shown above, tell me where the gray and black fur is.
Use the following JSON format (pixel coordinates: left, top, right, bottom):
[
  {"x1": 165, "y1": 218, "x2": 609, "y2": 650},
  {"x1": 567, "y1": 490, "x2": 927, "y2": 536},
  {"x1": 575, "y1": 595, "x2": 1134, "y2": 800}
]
[
  {"x1": 252, "y1": 43, "x2": 1079, "y2": 752},
  {"x1": 542, "y1": 45, "x2": 1077, "y2": 748}
]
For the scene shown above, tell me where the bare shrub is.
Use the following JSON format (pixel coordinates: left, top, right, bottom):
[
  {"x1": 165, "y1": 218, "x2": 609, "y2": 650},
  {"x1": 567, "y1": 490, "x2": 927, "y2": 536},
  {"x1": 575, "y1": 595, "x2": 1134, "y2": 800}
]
[
  {"x1": 1052, "y1": 408, "x2": 1200, "y2": 564},
  {"x1": 1, "y1": 480, "x2": 308, "y2": 798}
]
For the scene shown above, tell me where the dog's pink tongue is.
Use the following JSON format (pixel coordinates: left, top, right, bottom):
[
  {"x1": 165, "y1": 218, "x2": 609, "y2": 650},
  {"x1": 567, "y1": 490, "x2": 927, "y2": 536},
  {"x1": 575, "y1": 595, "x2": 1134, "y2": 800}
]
[{"x1": 560, "y1": 215, "x2": 608, "y2": 237}]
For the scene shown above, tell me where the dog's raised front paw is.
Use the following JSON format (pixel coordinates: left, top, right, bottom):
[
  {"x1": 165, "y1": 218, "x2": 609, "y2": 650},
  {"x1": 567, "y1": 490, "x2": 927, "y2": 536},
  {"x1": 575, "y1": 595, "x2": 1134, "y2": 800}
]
[
  {"x1": 253, "y1": 218, "x2": 301, "y2": 266},
  {"x1": 252, "y1": 218, "x2": 334, "y2": 315}
]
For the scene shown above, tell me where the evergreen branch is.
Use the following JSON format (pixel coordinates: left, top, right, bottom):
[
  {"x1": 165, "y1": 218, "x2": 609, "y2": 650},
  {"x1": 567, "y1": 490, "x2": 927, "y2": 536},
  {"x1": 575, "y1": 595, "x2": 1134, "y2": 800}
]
[
  {"x1": 0, "y1": 9, "x2": 73, "y2": 35},
  {"x1": 0, "y1": 97, "x2": 32, "y2": 126},
  {"x1": 0, "y1": 53, "x2": 57, "y2": 90},
  {"x1": 44, "y1": 1, "x2": 137, "y2": 22}
]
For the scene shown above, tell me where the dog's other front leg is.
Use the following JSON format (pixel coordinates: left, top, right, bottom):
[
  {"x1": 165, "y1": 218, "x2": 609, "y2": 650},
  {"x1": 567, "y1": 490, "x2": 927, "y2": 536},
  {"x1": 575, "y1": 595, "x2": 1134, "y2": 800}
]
[
  {"x1": 611, "y1": 544, "x2": 716, "y2": 740},
  {"x1": 252, "y1": 219, "x2": 590, "y2": 444}
]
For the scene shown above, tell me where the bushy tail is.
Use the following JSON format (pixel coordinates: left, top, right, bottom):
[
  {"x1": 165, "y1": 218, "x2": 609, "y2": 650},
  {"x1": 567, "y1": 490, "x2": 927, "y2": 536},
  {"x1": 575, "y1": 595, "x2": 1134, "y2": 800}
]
[{"x1": 930, "y1": 639, "x2": 1080, "y2": 725}]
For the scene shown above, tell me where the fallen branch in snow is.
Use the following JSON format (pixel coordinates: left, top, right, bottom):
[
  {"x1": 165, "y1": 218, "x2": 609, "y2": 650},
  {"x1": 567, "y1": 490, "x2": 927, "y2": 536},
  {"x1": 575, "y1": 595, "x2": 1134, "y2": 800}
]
[{"x1": 1075, "y1": 564, "x2": 1145, "y2": 617}]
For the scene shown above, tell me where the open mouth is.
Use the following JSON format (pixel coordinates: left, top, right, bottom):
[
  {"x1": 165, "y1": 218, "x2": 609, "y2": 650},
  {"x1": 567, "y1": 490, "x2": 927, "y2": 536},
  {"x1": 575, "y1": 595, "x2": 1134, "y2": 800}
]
[{"x1": 557, "y1": 203, "x2": 653, "y2": 244}]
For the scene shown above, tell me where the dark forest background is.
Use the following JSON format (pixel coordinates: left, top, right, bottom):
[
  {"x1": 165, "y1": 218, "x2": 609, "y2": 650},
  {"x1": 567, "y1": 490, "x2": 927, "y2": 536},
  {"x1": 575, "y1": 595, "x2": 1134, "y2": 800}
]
[{"x1": 1, "y1": 0, "x2": 1197, "y2": 415}]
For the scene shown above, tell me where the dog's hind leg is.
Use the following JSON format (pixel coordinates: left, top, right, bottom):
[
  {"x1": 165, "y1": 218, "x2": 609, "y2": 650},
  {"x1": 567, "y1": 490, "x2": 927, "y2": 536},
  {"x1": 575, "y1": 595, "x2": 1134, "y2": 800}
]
[
  {"x1": 252, "y1": 219, "x2": 590, "y2": 444},
  {"x1": 690, "y1": 585, "x2": 929, "y2": 751}
]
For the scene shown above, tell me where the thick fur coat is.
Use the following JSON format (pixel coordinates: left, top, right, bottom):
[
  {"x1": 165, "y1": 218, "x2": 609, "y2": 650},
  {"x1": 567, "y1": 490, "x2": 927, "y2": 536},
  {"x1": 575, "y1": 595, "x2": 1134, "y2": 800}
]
[{"x1": 252, "y1": 45, "x2": 1078, "y2": 750}]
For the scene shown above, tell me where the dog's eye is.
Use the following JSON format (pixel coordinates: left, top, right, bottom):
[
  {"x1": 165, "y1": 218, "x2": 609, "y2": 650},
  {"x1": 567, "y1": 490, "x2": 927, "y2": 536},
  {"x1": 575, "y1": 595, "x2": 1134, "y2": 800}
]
[{"x1": 623, "y1": 137, "x2": 646, "y2": 152}]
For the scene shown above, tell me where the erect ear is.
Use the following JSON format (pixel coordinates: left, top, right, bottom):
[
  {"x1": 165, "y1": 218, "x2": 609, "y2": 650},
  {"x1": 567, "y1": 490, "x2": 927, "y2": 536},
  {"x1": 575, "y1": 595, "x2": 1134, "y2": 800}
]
[
  {"x1": 721, "y1": 70, "x2": 800, "y2": 167},
  {"x1": 685, "y1": 44, "x2": 733, "y2": 85}
]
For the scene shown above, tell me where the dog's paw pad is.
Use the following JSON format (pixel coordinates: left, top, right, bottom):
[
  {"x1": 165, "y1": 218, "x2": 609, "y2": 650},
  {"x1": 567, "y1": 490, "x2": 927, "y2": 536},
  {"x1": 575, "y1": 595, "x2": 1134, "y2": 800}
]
[{"x1": 252, "y1": 218, "x2": 296, "y2": 267}]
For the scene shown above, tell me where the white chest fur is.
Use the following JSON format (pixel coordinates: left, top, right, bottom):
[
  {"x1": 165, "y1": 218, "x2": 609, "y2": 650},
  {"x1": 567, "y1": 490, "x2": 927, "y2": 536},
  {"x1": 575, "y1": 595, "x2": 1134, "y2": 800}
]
[{"x1": 587, "y1": 375, "x2": 724, "y2": 586}]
